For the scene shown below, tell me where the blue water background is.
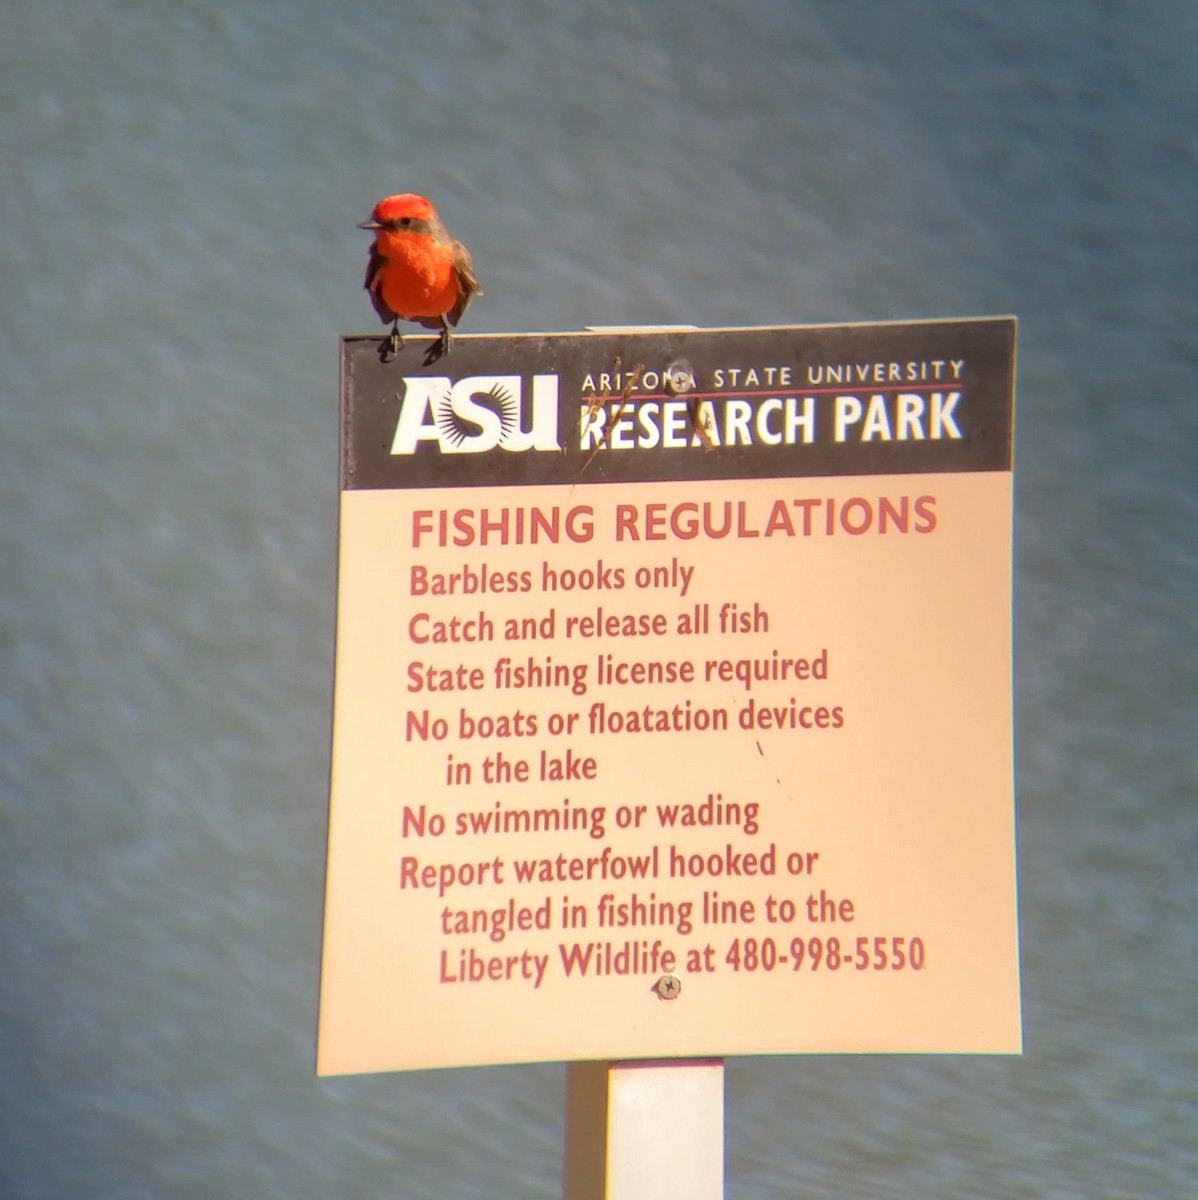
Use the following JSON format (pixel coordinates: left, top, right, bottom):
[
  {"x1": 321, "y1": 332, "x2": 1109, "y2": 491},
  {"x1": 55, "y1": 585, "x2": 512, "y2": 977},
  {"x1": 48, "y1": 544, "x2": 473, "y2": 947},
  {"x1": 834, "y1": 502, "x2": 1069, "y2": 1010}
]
[{"x1": 1, "y1": 1, "x2": 1195, "y2": 1195}]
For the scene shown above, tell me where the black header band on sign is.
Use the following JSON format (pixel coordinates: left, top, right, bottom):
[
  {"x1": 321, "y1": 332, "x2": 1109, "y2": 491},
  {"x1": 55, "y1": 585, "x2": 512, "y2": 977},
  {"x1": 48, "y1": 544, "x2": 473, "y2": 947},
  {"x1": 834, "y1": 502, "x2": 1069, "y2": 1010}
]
[{"x1": 340, "y1": 319, "x2": 1015, "y2": 492}]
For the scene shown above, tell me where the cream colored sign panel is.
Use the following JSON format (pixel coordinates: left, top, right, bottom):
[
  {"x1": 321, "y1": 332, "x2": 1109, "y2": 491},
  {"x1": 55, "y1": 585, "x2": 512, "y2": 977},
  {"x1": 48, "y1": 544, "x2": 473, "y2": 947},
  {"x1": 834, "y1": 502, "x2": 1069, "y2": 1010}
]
[{"x1": 319, "y1": 462, "x2": 1019, "y2": 1072}]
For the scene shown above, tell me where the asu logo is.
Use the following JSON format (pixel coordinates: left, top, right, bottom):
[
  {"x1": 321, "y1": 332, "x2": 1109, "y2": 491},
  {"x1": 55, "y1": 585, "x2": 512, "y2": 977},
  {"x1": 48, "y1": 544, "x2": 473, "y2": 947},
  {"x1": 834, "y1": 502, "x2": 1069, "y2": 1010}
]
[{"x1": 391, "y1": 375, "x2": 561, "y2": 455}]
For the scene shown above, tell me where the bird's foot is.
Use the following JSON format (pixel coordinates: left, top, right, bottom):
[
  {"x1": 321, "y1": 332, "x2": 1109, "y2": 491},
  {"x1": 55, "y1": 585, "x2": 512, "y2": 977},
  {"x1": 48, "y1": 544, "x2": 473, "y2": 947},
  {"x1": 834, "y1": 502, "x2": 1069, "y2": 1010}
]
[
  {"x1": 378, "y1": 324, "x2": 403, "y2": 364},
  {"x1": 422, "y1": 324, "x2": 453, "y2": 366}
]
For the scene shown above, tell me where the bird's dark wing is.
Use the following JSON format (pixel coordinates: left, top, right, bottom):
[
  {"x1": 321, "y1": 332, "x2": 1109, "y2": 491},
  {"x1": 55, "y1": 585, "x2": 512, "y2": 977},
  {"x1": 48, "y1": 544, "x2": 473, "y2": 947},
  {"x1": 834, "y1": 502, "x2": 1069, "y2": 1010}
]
[
  {"x1": 445, "y1": 240, "x2": 482, "y2": 327},
  {"x1": 363, "y1": 243, "x2": 397, "y2": 323}
]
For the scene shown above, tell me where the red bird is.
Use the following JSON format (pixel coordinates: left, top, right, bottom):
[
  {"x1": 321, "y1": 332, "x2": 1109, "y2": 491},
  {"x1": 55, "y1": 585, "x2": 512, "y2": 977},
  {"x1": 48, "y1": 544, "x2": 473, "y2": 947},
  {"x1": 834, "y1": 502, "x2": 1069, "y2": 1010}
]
[{"x1": 357, "y1": 193, "x2": 481, "y2": 362}]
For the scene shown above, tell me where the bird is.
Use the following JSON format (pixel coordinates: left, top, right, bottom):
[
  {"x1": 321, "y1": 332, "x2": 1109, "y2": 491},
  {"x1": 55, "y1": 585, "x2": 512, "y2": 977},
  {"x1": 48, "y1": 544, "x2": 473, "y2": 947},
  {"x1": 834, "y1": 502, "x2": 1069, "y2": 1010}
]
[{"x1": 357, "y1": 193, "x2": 481, "y2": 363}]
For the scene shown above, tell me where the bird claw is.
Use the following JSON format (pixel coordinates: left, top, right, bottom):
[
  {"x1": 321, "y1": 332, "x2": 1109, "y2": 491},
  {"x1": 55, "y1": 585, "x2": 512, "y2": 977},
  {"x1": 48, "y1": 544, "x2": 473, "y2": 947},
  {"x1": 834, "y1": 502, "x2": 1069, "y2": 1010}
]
[
  {"x1": 375, "y1": 324, "x2": 451, "y2": 367},
  {"x1": 378, "y1": 325, "x2": 402, "y2": 364},
  {"x1": 422, "y1": 326, "x2": 452, "y2": 367}
]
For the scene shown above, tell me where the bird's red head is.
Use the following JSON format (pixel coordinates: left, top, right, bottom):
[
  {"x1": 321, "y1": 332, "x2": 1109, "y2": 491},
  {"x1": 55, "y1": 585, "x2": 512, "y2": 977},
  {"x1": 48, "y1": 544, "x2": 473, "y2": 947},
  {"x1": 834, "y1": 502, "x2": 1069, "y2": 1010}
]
[{"x1": 358, "y1": 193, "x2": 438, "y2": 231}]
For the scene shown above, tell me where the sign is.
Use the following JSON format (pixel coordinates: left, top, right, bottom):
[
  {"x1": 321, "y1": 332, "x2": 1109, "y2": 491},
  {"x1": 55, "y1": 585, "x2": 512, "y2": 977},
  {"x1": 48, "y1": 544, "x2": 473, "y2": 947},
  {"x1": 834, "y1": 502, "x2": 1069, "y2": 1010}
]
[{"x1": 318, "y1": 320, "x2": 1021, "y2": 1074}]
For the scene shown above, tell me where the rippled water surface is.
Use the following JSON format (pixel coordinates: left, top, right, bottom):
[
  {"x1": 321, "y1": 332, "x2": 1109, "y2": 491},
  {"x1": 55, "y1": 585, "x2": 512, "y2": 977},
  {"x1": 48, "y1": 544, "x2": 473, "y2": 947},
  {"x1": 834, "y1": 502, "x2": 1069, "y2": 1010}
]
[{"x1": 2, "y1": 1, "x2": 1196, "y2": 1196}]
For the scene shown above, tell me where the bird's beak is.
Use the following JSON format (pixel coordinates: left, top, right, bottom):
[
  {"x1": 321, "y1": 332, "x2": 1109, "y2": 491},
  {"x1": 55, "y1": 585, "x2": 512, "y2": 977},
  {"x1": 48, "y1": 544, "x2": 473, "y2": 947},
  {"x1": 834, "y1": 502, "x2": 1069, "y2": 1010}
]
[{"x1": 356, "y1": 218, "x2": 381, "y2": 230}]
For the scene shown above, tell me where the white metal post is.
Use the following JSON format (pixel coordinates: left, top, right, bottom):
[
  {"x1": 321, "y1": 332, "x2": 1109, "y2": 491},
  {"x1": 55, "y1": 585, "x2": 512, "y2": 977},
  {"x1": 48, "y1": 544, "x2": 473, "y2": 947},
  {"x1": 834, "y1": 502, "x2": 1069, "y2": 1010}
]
[{"x1": 564, "y1": 1060, "x2": 725, "y2": 1200}]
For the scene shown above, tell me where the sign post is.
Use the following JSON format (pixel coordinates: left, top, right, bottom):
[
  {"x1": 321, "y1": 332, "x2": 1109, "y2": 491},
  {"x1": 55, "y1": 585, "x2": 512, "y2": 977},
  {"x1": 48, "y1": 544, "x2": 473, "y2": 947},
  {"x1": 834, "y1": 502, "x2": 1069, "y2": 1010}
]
[
  {"x1": 318, "y1": 320, "x2": 1020, "y2": 1192},
  {"x1": 564, "y1": 1059, "x2": 724, "y2": 1200}
]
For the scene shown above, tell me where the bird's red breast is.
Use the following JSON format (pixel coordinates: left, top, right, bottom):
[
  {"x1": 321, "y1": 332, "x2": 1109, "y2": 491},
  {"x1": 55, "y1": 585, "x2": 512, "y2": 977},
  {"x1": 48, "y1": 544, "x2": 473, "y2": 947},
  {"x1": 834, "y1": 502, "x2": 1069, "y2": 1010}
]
[{"x1": 358, "y1": 193, "x2": 480, "y2": 328}]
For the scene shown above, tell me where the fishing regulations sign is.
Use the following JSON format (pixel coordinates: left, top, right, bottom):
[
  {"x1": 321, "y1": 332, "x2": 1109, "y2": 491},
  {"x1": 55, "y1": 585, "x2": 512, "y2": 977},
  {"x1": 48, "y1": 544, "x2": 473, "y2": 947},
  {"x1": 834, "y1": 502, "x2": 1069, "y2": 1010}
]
[{"x1": 317, "y1": 319, "x2": 1021, "y2": 1074}]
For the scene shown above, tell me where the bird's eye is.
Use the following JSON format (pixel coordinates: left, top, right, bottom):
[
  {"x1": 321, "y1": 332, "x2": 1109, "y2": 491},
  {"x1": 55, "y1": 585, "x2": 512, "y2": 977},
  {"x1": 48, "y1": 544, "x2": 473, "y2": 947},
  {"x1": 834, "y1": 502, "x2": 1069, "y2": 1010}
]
[{"x1": 398, "y1": 216, "x2": 412, "y2": 228}]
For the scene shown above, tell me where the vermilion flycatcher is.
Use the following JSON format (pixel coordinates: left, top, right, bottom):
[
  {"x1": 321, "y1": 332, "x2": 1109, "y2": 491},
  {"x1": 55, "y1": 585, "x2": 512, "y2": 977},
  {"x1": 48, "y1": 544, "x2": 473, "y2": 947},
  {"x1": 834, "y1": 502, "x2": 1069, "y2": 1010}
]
[{"x1": 357, "y1": 193, "x2": 481, "y2": 362}]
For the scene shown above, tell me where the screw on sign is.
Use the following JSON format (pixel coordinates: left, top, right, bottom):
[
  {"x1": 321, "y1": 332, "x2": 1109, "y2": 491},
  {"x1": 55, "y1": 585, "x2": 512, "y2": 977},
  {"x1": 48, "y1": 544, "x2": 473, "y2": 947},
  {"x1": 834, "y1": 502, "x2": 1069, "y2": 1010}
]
[
  {"x1": 663, "y1": 358, "x2": 694, "y2": 396},
  {"x1": 653, "y1": 975, "x2": 682, "y2": 1001}
]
